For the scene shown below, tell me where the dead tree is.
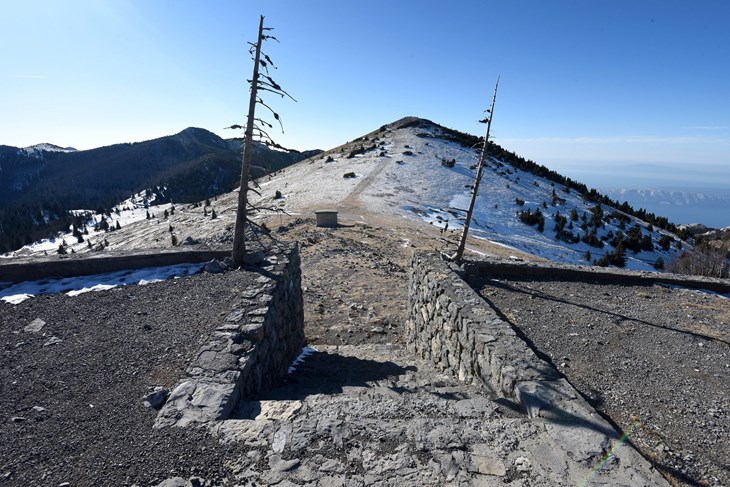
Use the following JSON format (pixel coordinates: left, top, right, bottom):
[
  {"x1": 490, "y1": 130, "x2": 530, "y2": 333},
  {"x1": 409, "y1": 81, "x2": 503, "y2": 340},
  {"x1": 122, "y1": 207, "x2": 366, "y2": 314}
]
[
  {"x1": 230, "y1": 15, "x2": 296, "y2": 264},
  {"x1": 450, "y1": 77, "x2": 500, "y2": 263}
]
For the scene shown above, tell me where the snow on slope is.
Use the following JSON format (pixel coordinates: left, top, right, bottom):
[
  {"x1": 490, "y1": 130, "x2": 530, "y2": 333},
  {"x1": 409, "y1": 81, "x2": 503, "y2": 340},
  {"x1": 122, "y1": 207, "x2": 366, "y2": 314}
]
[
  {"x1": 0, "y1": 263, "x2": 203, "y2": 304},
  {"x1": 21, "y1": 143, "x2": 77, "y2": 156},
  {"x1": 248, "y1": 119, "x2": 687, "y2": 271},
  {"x1": 3, "y1": 191, "x2": 174, "y2": 258},
  {"x1": 3, "y1": 118, "x2": 689, "y2": 273}
]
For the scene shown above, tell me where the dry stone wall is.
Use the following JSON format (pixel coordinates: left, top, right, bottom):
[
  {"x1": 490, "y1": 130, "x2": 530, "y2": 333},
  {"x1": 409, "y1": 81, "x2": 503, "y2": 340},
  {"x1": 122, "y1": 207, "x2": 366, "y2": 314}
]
[
  {"x1": 155, "y1": 243, "x2": 304, "y2": 428},
  {"x1": 407, "y1": 252, "x2": 612, "y2": 425},
  {"x1": 407, "y1": 252, "x2": 561, "y2": 394}
]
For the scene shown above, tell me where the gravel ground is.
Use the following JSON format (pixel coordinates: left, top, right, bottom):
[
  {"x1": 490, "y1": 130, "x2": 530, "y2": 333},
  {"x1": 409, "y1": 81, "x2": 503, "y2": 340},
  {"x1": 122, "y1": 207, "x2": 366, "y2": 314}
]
[
  {"x1": 0, "y1": 270, "x2": 261, "y2": 487},
  {"x1": 473, "y1": 275, "x2": 730, "y2": 487}
]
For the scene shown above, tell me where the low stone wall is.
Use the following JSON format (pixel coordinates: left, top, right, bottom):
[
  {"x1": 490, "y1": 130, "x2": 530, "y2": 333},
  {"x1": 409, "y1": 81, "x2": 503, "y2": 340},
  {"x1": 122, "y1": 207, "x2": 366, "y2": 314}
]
[
  {"x1": 464, "y1": 257, "x2": 730, "y2": 294},
  {"x1": 0, "y1": 249, "x2": 231, "y2": 283},
  {"x1": 155, "y1": 243, "x2": 304, "y2": 428},
  {"x1": 407, "y1": 252, "x2": 616, "y2": 427}
]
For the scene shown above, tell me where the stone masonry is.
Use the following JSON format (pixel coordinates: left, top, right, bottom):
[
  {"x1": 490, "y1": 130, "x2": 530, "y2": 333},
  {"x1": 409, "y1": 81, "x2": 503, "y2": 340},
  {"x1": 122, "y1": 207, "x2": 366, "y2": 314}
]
[
  {"x1": 407, "y1": 251, "x2": 670, "y2": 485},
  {"x1": 155, "y1": 243, "x2": 304, "y2": 428}
]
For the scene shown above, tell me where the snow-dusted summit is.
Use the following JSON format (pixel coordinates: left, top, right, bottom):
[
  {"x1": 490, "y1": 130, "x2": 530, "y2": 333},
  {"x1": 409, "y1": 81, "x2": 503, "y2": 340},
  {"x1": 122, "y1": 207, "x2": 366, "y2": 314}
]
[{"x1": 251, "y1": 117, "x2": 688, "y2": 271}]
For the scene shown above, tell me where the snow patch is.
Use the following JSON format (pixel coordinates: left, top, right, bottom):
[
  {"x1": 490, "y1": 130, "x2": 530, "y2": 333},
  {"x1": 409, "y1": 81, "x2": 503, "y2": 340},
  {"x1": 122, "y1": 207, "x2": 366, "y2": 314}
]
[{"x1": 0, "y1": 263, "x2": 203, "y2": 304}]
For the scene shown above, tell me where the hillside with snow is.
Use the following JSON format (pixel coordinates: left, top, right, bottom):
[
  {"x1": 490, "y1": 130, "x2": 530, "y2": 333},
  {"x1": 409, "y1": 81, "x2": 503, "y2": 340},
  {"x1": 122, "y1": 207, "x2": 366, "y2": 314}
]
[
  {"x1": 246, "y1": 117, "x2": 688, "y2": 271},
  {"x1": 3, "y1": 117, "x2": 690, "y2": 272}
]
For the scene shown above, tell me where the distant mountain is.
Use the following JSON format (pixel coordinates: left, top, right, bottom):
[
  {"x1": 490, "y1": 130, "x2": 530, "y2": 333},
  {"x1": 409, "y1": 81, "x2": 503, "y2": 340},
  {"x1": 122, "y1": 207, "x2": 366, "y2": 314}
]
[
  {"x1": 0, "y1": 128, "x2": 320, "y2": 252},
  {"x1": 5, "y1": 117, "x2": 693, "y2": 272},
  {"x1": 22, "y1": 143, "x2": 77, "y2": 154},
  {"x1": 602, "y1": 188, "x2": 730, "y2": 228},
  {"x1": 603, "y1": 188, "x2": 730, "y2": 207}
]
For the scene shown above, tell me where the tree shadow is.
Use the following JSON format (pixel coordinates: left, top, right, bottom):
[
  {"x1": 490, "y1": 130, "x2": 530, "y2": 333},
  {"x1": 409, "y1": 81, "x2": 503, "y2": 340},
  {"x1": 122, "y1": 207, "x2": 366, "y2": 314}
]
[{"x1": 474, "y1": 276, "x2": 728, "y2": 345}]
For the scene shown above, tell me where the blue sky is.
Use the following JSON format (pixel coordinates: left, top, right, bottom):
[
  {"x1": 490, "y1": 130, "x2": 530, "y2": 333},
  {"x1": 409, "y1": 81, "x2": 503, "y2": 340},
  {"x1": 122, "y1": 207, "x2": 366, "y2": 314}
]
[{"x1": 2, "y1": 0, "x2": 728, "y2": 190}]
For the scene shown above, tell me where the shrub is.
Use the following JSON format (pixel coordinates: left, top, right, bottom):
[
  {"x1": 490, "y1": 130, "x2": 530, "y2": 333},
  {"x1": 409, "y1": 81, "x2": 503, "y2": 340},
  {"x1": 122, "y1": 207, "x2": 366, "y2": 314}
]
[
  {"x1": 274, "y1": 190, "x2": 283, "y2": 199},
  {"x1": 402, "y1": 150, "x2": 414, "y2": 156},
  {"x1": 654, "y1": 257, "x2": 665, "y2": 270},
  {"x1": 171, "y1": 234, "x2": 178, "y2": 246},
  {"x1": 596, "y1": 245, "x2": 627, "y2": 267},
  {"x1": 515, "y1": 198, "x2": 525, "y2": 206},
  {"x1": 440, "y1": 157, "x2": 456, "y2": 168},
  {"x1": 658, "y1": 234, "x2": 673, "y2": 251},
  {"x1": 518, "y1": 207, "x2": 545, "y2": 232},
  {"x1": 343, "y1": 172, "x2": 356, "y2": 179},
  {"x1": 667, "y1": 245, "x2": 729, "y2": 278},
  {"x1": 581, "y1": 231, "x2": 604, "y2": 248},
  {"x1": 325, "y1": 155, "x2": 334, "y2": 163}
]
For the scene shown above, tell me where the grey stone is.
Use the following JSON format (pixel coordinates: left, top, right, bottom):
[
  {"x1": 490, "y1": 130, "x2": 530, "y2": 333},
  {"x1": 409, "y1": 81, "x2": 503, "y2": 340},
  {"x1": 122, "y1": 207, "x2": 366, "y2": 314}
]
[
  {"x1": 268, "y1": 454, "x2": 301, "y2": 472},
  {"x1": 272, "y1": 428, "x2": 288, "y2": 453},
  {"x1": 24, "y1": 318, "x2": 45, "y2": 333},
  {"x1": 154, "y1": 380, "x2": 238, "y2": 428},
  {"x1": 43, "y1": 336, "x2": 62, "y2": 346},
  {"x1": 205, "y1": 259, "x2": 223, "y2": 273},
  {"x1": 181, "y1": 236, "x2": 198, "y2": 246},
  {"x1": 244, "y1": 250, "x2": 265, "y2": 265},
  {"x1": 142, "y1": 387, "x2": 169, "y2": 409},
  {"x1": 241, "y1": 323, "x2": 264, "y2": 342},
  {"x1": 154, "y1": 478, "x2": 188, "y2": 487}
]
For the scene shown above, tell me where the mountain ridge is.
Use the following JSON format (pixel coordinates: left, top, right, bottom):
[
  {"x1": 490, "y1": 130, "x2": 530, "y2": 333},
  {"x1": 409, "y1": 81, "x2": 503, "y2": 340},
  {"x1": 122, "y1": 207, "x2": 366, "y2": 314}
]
[
  {"x1": 1, "y1": 116, "x2": 697, "y2": 271},
  {"x1": 0, "y1": 127, "x2": 320, "y2": 252}
]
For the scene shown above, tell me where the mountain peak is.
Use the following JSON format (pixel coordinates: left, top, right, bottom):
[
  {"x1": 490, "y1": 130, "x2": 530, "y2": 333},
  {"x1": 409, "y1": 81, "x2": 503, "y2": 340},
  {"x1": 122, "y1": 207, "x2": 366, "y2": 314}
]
[
  {"x1": 387, "y1": 116, "x2": 437, "y2": 131},
  {"x1": 23, "y1": 143, "x2": 77, "y2": 153},
  {"x1": 173, "y1": 127, "x2": 227, "y2": 149}
]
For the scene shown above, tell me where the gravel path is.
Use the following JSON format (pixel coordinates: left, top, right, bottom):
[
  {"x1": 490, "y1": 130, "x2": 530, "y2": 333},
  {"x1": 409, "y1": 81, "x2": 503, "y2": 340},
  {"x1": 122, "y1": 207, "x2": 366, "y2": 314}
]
[
  {"x1": 474, "y1": 275, "x2": 730, "y2": 487},
  {"x1": 0, "y1": 271, "x2": 261, "y2": 486}
]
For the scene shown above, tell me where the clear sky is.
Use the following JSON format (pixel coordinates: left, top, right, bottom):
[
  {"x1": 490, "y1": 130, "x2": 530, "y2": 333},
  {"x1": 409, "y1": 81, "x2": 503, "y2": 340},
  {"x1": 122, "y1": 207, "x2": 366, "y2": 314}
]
[{"x1": 2, "y1": 0, "x2": 728, "y2": 190}]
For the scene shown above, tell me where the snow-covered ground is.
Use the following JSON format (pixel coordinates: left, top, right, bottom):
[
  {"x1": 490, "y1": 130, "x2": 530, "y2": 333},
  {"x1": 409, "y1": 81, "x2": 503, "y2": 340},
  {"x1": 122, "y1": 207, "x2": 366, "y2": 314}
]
[
  {"x1": 2, "y1": 117, "x2": 691, "y2": 304},
  {"x1": 0, "y1": 263, "x2": 203, "y2": 304},
  {"x1": 22, "y1": 143, "x2": 76, "y2": 155},
  {"x1": 245, "y1": 120, "x2": 688, "y2": 271},
  {"x1": 3, "y1": 191, "x2": 174, "y2": 259}
]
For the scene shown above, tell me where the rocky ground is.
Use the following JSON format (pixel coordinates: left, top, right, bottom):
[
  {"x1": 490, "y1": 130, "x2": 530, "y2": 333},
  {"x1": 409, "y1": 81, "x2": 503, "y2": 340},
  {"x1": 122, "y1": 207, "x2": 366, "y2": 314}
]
[
  {"x1": 0, "y1": 271, "x2": 256, "y2": 486},
  {"x1": 473, "y1": 275, "x2": 730, "y2": 487},
  {"x1": 1, "y1": 210, "x2": 726, "y2": 486}
]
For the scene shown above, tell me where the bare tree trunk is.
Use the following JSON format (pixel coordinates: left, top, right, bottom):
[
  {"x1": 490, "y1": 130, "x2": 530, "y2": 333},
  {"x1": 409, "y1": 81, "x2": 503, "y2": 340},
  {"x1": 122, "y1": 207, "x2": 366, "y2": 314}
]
[
  {"x1": 232, "y1": 15, "x2": 265, "y2": 264},
  {"x1": 451, "y1": 77, "x2": 500, "y2": 263}
]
